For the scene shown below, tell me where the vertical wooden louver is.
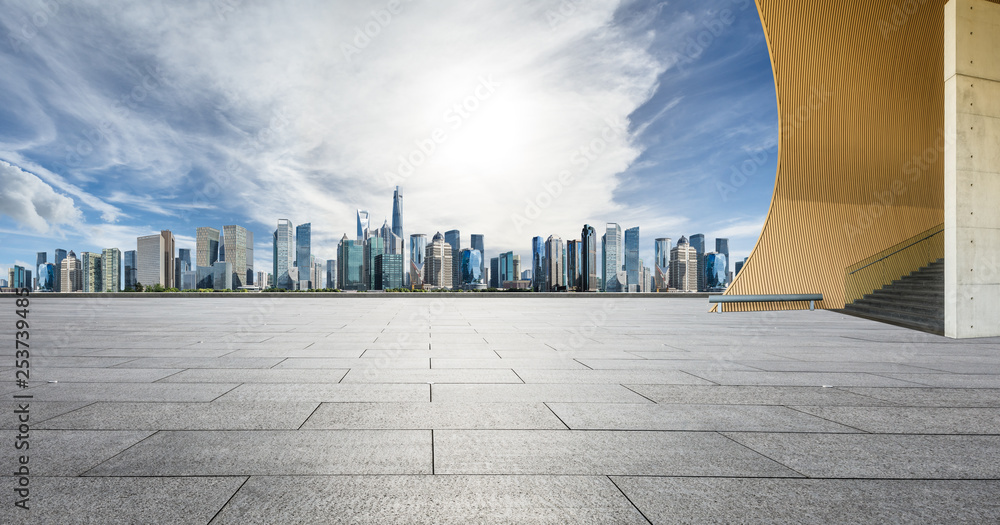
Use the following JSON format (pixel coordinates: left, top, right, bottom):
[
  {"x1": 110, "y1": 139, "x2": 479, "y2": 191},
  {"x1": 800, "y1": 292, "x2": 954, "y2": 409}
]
[{"x1": 721, "y1": 0, "x2": 999, "y2": 312}]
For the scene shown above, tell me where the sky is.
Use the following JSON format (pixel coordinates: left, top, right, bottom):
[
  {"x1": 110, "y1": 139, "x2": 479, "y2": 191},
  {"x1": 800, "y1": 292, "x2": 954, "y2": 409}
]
[{"x1": 0, "y1": 0, "x2": 778, "y2": 281}]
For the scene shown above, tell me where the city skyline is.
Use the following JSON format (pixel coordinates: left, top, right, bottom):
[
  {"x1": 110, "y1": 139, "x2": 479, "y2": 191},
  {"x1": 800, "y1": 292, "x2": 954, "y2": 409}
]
[{"x1": 0, "y1": 1, "x2": 775, "y2": 280}]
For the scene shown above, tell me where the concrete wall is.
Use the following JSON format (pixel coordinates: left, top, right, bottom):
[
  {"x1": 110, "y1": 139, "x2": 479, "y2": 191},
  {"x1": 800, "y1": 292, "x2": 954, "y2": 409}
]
[{"x1": 945, "y1": 0, "x2": 1000, "y2": 338}]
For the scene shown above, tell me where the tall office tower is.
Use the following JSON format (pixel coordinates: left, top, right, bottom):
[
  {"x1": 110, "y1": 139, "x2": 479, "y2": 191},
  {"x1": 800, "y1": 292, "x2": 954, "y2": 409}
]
[
  {"x1": 499, "y1": 251, "x2": 514, "y2": 285},
  {"x1": 54, "y1": 248, "x2": 66, "y2": 293},
  {"x1": 603, "y1": 223, "x2": 625, "y2": 292},
  {"x1": 295, "y1": 223, "x2": 311, "y2": 288},
  {"x1": 313, "y1": 260, "x2": 324, "y2": 290},
  {"x1": 409, "y1": 234, "x2": 427, "y2": 289},
  {"x1": 642, "y1": 264, "x2": 653, "y2": 293},
  {"x1": 83, "y1": 252, "x2": 104, "y2": 293},
  {"x1": 9, "y1": 266, "x2": 25, "y2": 289},
  {"x1": 545, "y1": 235, "x2": 564, "y2": 291},
  {"x1": 357, "y1": 210, "x2": 371, "y2": 241},
  {"x1": 273, "y1": 219, "x2": 294, "y2": 290},
  {"x1": 221, "y1": 225, "x2": 250, "y2": 288},
  {"x1": 580, "y1": 225, "x2": 598, "y2": 292},
  {"x1": 655, "y1": 238, "x2": 671, "y2": 291},
  {"x1": 566, "y1": 240, "x2": 581, "y2": 291},
  {"x1": 391, "y1": 186, "x2": 404, "y2": 241},
  {"x1": 377, "y1": 253, "x2": 403, "y2": 290},
  {"x1": 38, "y1": 263, "x2": 55, "y2": 292},
  {"x1": 532, "y1": 236, "x2": 546, "y2": 292},
  {"x1": 102, "y1": 248, "x2": 121, "y2": 292},
  {"x1": 715, "y1": 238, "x2": 731, "y2": 285},
  {"x1": 689, "y1": 233, "x2": 706, "y2": 292},
  {"x1": 35, "y1": 252, "x2": 46, "y2": 291},
  {"x1": 445, "y1": 230, "x2": 461, "y2": 289},
  {"x1": 512, "y1": 255, "x2": 521, "y2": 283},
  {"x1": 175, "y1": 248, "x2": 191, "y2": 290},
  {"x1": 489, "y1": 256, "x2": 499, "y2": 288},
  {"x1": 624, "y1": 227, "x2": 640, "y2": 292},
  {"x1": 561, "y1": 244, "x2": 567, "y2": 289},
  {"x1": 670, "y1": 236, "x2": 699, "y2": 292},
  {"x1": 326, "y1": 260, "x2": 336, "y2": 290},
  {"x1": 246, "y1": 231, "x2": 254, "y2": 285},
  {"x1": 124, "y1": 250, "x2": 137, "y2": 290},
  {"x1": 211, "y1": 261, "x2": 232, "y2": 290},
  {"x1": 338, "y1": 234, "x2": 364, "y2": 290},
  {"x1": 137, "y1": 231, "x2": 175, "y2": 288},
  {"x1": 705, "y1": 252, "x2": 728, "y2": 291},
  {"x1": 365, "y1": 235, "x2": 385, "y2": 290},
  {"x1": 196, "y1": 227, "x2": 220, "y2": 268},
  {"x1": 423, "y1": 232, "x2": 453, "y2": 289},
  {"x1": 464, "y1": 249, "x2": 486, "y2": 289},
  {"x1": 735, "y1": 257, "x2": 748, "y2": 277},
  {"x1": 60, "y1": 251, "x2": 82, "y2": 292},
  {"x1": 470, "y1": 234, "x2": 485, "y2": 283}
]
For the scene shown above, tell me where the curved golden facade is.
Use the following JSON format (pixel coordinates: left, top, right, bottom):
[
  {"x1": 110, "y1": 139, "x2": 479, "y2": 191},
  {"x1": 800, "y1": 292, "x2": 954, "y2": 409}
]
[{"x1": 724, "y1": 0, "x2": 1000, "y2": 312}]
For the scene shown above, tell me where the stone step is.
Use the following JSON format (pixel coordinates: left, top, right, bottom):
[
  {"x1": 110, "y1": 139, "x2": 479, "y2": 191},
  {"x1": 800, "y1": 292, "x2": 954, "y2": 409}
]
[{"x1": 843, "y1": 258, "x2": 944, "y2": 335}]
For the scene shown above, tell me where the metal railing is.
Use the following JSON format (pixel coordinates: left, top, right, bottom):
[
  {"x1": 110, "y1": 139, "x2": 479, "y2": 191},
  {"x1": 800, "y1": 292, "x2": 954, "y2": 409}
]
[
  {"x1": 710, "y1": 293, "x2": 823, "y2": 313},
  {"x1": 845, "y1": 223, "x2": 944, "y2": 305}
]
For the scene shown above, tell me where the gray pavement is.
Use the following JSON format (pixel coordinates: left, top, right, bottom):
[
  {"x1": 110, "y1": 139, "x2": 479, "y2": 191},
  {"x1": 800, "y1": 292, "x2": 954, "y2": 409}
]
[{"x1": 3, "y1": 296, "x2": 1000, "y2": 523}]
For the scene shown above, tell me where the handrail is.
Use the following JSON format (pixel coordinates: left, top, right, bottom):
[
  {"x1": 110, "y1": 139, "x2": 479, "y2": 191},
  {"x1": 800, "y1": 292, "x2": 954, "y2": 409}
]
[{"x1": 844, "y1": 223, "x2": 944, "y2": 305}]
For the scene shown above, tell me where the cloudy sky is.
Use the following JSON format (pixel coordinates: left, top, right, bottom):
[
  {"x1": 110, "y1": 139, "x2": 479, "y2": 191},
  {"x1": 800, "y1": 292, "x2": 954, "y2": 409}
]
[{"x1": 0, "y1": 0, "x2": 777, "y2": 279}]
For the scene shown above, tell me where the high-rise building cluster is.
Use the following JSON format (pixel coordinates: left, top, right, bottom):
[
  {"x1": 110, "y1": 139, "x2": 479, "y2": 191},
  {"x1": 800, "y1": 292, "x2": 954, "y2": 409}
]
[{"x1": 5, "y1": 184, "x2": 737, "y2": 294}]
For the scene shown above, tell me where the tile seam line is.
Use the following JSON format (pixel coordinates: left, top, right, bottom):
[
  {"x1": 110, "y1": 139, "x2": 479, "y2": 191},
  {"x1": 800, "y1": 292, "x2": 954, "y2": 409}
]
[
  {"x1": 606, "y1": 475, "x2": 654, "y2": 525},
  {"x1": 206, "y1": 475, "x2": 251, "y2": 525},
  {"x1": 716, "y1": 432, "x2": 810, "y2": 479},
  {"x1": 781, "y1": 405, "x2": 872, "y2": 434},
  {"x1": 77, "y1": 429, "x2": 162, "y2": 477}
]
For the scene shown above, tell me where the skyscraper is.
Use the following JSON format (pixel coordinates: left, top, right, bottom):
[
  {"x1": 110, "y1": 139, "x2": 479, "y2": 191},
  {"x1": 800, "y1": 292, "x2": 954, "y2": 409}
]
[
  {"x1": 338, "y1": 234, "x2": 364, "y2": 290},
  {"x1": 655, "y1": 238, "x2": 671, "y2": 291},
  {"x1": 499, "y1": 251, "x2": 515, "y2": 286},
  {"x1": 512, "y1": 255, "x2": 521, "y2": 283},
  {"x1": 326, "y1": 259, "x2": 337, "y2": 290},
  {"x1": 364, "y1": 235, "x2": 385, "y2": 291},
  {"x1": 545, "y1": 235, "x2": 564, "y2": 292},
  {"x1": 670, "y1": 236, "x2": 698, "y2": 292},
  {"x1": 103, "y1": 248, "x2": 121, "y2": 292},
  {"x1": 489, "y1": 256, "x2": 499, "y2": 289},
  {"x1": 624, "y1": 226, "x2": 640, "y2": 292},
  {"x1": 470, "y1": 234, "x2": 485, "y2": 284},
  {"x1": 445, "y1": 230, "x2": 461, "y2": 289},
  {"x1": 424, "y1": 232, "x2": 453, "y2": 289},
  {"x1": 38, "y1": 263, "x2": 55, "y2": 292},
  {"x1": 391, "y1": 186, "x2": 404, "y2": 241},
  {"x1": 705, "y1": 252, "x2": 728, "y2": 291},
  {"x1": 222, "y1": 225, "x2": 250, "y2": 288},
  {"x1": 60, "y1": 251, "x2": 82, "y2": 292},
  {"x1": 603, "y1": 223, "x2": 624, "y2": 292},
  {"x1": 463, "y1": 248, "x2": 485, "y2": 290},
  {"x1": 124, "y1": 250, "x2": 137, "y2": 290},
  {"x1": 581, "y1": 225, "x2": 598, "y2": 292},
  {"x1": 35, "y1": 252, "x2": 46, "y2": 291},
  {"x1": 566, "y1": 240, "x2": 581, "y2": 291},
  {"x1": 296, "y1": 223, "x2": 311, "y2": 289},
  {"x1": 273, "y1": 219, "x2": 294, "y2": 290},
  {"x1": 409, "y1": 234, "x2": 427, "y2": 289},
  {"x1": 716, "y1": 237, "x2": 731, "y2": 285},
  {"x1": 376, "y1": 253, "x2": 403, "y2": 290},
  {"x1": 175, "y1": 248, "x2": 191, "y2": 290},
  {"x1": 357, "y1": 209, "x2": 370, "y2": 241},
  {"x1": 54, "y1": 248, "x2": 66, "y2": 293},
  {"x1": 689, "y1": 233, "x2": 706, "y2": 292},
  {"x1": 80, "y1": 252, "x2": 102, "y2": 293},
  {"x1": 532, "y1": 236, "x2": 546, "y2": 292},
  {"x1": 136, "y1": 231, "x2": 175, "y2": 288},
  {"x1": 196, "y1": 227, "x2": 220, "y2": 268}
]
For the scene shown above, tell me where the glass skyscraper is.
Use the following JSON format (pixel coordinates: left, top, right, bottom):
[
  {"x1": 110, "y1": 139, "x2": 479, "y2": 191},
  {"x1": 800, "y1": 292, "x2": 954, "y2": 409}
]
[
  {"x1": 689, "y1": 233, "x2": 706, "y2": 292},
  {"x1": 705, "y1": 252, "x2": 728, "y2": 291},
  {"x1": 38, "y1": 262, "x2": 55, "y2": 292},
  {"x1": 102, "y1": 248, "x2": 121, "y2": 292},
  {"x1": 499, "y1": 251, "x2": 515, "y2": 286},
  {"x1": 357, "y1": 209, "x2": 370, "y2": 241},
  {"x1": 715, "y1": 237, "x2": 730, "y2": 284},
  {"x1": 461, "y1": 248, "x2": 484, "y2": 289},
  {"x1": 445, "y1": 230, "x2": 460, "y2": 290},
  {"x1": 566, "y1": 240, "x2": 581, "y2": 291},
  {"x1": 54, "y1": 248, "x2": 66, "y2": 293},
  {"x1": 470, "y1": 234, "x2": 485, "y2": 283},
  {"x1": 376, "y1": 253, "x2": 403, "y2": 290},
  {"x1": 655, "y1": 238, "x2": 671, "y2": 291},
  {"x1": 581, "y1": 225, "x2": 598, "y2": 292},
  {"x1": 603, "y1": 223, "x2": 623, "y2": 292},
  {"x1": 222, "y1": 225, "x2": 250, "y2": 289},
  {"x1": 532, "y1": 236, "x2": 546, "y2": 292},
  {"x1": 124, "y1": 250, "x2": 137, "y2": 290},
  {"x1": 409, "y1": 234, "x2": 427, "y2": 289},
  {"x1": 338, "y1": 235, "x2": 364, "y2": 290},
  {"x1": 196, "y1": 227, "x2": 220, "y2": 268},
  {"x1": 624, "y1": 226, "x2": 640, "y2": 292},
  {"x1": 35, "y1": 252, "x2": 46, "y2": 291},
  {"x1": 273, "y1": 219, "x2": 295, "y2": 290},
  {"x1": 545, "y1": 235, "x2": 563, "y2": 292},
  {"x1": 296, "y1": 223, "x2": 311, "y2": 289},
  {"x1": 365, "y1": 235, "x2": 385, "y2": 291}
]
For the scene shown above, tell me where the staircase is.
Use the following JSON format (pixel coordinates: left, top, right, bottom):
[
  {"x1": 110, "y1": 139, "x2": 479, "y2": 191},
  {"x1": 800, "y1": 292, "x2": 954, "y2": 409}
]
[{"x1": 841, "y1": 259, "x2": 944, "y2": 335}]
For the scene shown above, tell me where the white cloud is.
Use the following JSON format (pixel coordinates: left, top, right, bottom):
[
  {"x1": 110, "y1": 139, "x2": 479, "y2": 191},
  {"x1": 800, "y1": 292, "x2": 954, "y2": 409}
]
[{"x1": 0, "y1": 160, "x2": 82, "y2": 233}]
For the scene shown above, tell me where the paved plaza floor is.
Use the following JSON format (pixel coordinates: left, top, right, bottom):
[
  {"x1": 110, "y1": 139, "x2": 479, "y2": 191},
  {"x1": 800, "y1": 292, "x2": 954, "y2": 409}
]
[{"x1": 4, "y1": 296, "x2": 1000, "y2": 523}]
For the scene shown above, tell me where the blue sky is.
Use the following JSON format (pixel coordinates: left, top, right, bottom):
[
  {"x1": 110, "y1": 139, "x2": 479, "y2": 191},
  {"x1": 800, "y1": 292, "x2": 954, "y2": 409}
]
[{"x1": 0, "y1": 0, "x2": 777, "y2": 279}]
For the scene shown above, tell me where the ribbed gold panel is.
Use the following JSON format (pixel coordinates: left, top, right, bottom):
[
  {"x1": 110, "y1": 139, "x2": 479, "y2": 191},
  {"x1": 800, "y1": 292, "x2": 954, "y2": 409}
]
[{"x1": 720, "y1": 1, "x2": 999, "y2": 312}]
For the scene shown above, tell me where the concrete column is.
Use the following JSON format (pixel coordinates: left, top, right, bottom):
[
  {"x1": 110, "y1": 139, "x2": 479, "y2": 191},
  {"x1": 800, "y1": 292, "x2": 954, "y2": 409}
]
[{"x1": 944, "y1": 0, "x2": 1000, "y2": 338}]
